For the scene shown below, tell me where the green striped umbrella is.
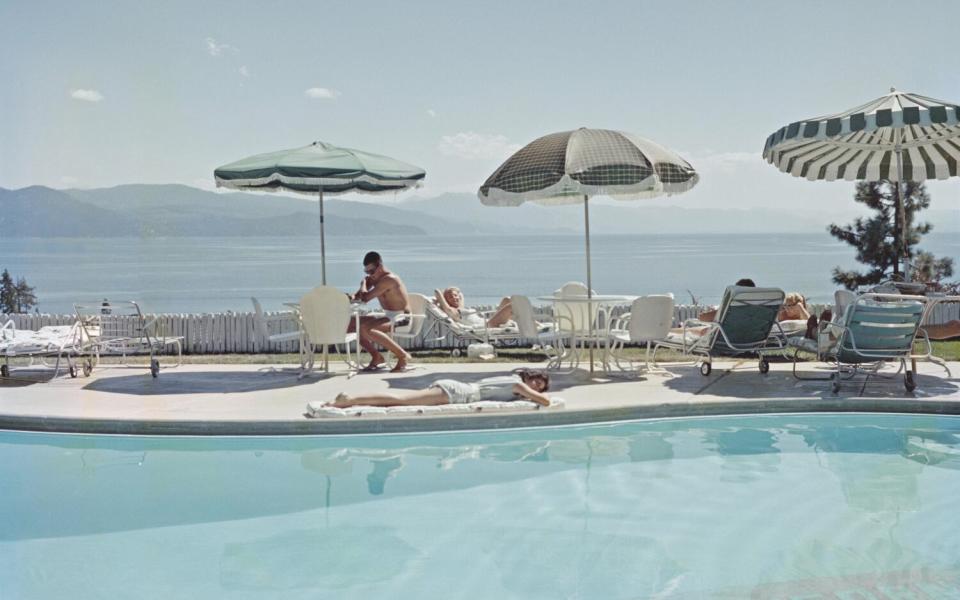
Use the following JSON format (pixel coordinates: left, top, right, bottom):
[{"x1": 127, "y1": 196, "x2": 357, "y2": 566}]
[
  {"x1": 763, "y1": 89, "x2": 960, "y2": 280},
  {"x1": 215, "y1": 141, "x2": 425, "y2": 283}
]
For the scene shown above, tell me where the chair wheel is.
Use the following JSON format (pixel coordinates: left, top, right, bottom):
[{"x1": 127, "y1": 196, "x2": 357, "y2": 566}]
[
  {"x1": 904, "y1": 370, "x2": 916, "y2": 392},
  {"x1": 758, "y1": 358, "x2": 769, "y2": 374},
  {"x1": 700, "y1": 362, "x2": 712, "y2": 376},
  {"x1": 451, "y1": 348, "x2": 462, "y2": 358},
  {"x1": 0, "y1": 364, "x2": 8, "y2": 378},
  {"x1": 150, "y1": 359, "x2": 160, "y2": 378},
  {"x1": 83, "y1": 360, "x2": 93, "y2": 377},
  {"x1": 69, "y1": 365, "x2": 78, "y2": 378},
  {"x1": 832, "y1": 381, "x2": 841, "y2": 394}
]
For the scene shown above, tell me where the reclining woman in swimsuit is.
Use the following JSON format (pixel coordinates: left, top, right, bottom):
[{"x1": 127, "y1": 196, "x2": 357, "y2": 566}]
[
  {"x1": 433, "y1": 287, "x2": 514, "y2": 328},
  {"x1": 331, "y1": 369, "x2": 551, "y2": 407}
]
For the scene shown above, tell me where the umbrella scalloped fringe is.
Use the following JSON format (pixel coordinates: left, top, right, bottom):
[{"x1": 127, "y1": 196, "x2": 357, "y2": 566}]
[
  {"x1": 478, "y1": 173, "x2": 699, "y2": 206},
  {"x1": 214, "y1": 174, "x2": 424, "y2": 197}
]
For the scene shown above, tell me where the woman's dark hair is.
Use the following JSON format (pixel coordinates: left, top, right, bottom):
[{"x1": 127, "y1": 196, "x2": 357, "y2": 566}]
[
  {"x1": 515, "y1": 368, "x2": 550, "y2": 391},
  {"x1": 735, "y1": 278, "x2": 756, "y2": 287}
]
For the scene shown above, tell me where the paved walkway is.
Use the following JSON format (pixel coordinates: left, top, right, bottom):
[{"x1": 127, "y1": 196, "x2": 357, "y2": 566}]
[{"x1": 1, "y1": 359, "x2": 958, "y2": 434}]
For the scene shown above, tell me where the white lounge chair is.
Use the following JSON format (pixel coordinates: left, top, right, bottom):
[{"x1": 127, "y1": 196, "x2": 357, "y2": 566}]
[
  {"x1": 608, "y1": 294, "x2": 675, "y2": 373},
  {"x1": 74, "y1": 301, "x2": 182, "y2": 378},
  {"x1": 298, "y1": 286, "x2": 358, "y2": 377},
  {"x1": 0, "y1": 320, "x2": 94, "y2": 379},
  {"x1": 422, "y1": 299, "x2": 522, "y2": 353}
]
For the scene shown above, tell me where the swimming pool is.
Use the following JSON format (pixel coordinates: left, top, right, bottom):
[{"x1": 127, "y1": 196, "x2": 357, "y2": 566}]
[{"x1": 1, "y1": 414, "x2": 959, "y2": 599}]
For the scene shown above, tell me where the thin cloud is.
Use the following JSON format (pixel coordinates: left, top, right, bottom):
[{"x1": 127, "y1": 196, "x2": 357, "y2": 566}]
[
  {"x1": 438, "y1": 132, "x2": 521, "y2": 160},
  {"x1": 685, "y1": 151, "x2": 761, "y2": 174},
  {"x1": 426, "y1": 108, "x2": 437, "y2": 118},
  {"x1": 305, "y1": 87, "x2": 340, "y2": 100},
  {"x1": 70, "y1": 89, "x2": 104, "y2": 103},
  {"x1": 239, "y1": 65, "x2": 250, "y2": 77},
  {"x1": 205, "y1": 37, "x2": 238, "y2": 56}
]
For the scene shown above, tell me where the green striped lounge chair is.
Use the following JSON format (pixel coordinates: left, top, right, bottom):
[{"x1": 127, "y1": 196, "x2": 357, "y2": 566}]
[
  {"x1": 653, "y1": 286, "x2": 787, "y2": 376},
  {"x1": 803, "y1": 293, "x2": 929, "y2": 393}
]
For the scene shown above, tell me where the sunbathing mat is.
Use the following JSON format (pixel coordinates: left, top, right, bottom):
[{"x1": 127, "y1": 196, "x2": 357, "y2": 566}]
[{"x1": 305, "y1": 398, "x2": 565, "y2": 418}]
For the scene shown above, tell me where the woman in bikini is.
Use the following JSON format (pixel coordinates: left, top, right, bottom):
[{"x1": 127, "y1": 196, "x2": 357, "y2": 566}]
[
  {"x1": 433, "y1": 287, "x2": 514, "y2": 328},
  {"x1": 331, "y1": 369, "x2": 551, "y2": 407}
]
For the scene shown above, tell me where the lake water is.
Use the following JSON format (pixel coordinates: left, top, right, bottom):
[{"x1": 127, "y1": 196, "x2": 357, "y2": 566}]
[{"x1": 2, "y1": 233, "x2": 958, "y2": 314}]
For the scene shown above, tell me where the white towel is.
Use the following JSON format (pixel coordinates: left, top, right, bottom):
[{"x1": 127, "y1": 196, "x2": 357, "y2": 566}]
[{"x1": 306, "y1": 397, "x2": 565, "y2": 419}]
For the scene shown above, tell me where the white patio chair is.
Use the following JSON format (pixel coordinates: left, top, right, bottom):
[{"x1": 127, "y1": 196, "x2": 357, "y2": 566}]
[
  {"x1": 834, "y1": 289, "x2": 855, "y2": 322},
  {"x1": 511, "y1": 295, "x2": 569, "y2": 370},
  {"x1": 384, "y1": 293, "x2": 429, "y2": 368},
  {"x1": 251, "y1": 297, "x2": 301, "y2": 351},
  {"x1": 298, "y1": 286, "x2": 357, "y2": 377},
  {"x1": 553, "y1": 281, "x2": 605, "y2": 370},
  {"x1": 609, "y1": 294, "x2": 675, "y2": 374}
]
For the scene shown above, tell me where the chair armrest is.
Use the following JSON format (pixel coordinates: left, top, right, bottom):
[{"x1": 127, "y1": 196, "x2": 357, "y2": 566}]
[
  {"x1": 389, "y1": 312, "x2": 425, "y2": 334},
  {"x1": 611, "y1": 312, "x2": 632, "y2": 331},
  {"x1": 912, "y1": 328, "x2": 933, "y2": 360}
]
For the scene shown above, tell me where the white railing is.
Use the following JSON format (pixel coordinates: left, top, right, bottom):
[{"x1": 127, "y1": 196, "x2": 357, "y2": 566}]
[{"x1": 2, "y1": 301, "x2": 956, "y2": 355}]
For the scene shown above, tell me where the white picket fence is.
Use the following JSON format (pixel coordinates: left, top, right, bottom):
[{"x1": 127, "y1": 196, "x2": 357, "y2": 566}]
[{"x1": 2, "y1": 301, "x2": 957, "y2": 355}]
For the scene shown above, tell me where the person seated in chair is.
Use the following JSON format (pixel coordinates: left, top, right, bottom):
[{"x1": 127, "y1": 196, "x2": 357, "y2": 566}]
[
  {"x1": 778, "y1": 292, "x2": 811, "y2": 322},
  {"x1": 433, "y1": 287, "x2": 514, "y2": 328},
  {"x1": 350, "y1": 251, "x2": 413, "y2": 372},
  {"x1": 675, "y1": 278, "x2": 756, "y2": 338}
]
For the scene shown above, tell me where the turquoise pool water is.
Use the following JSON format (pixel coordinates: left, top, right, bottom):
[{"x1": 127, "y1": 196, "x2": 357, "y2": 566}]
[{"x1": 1, "y1": 414, "x2": 959, "y2": 599}]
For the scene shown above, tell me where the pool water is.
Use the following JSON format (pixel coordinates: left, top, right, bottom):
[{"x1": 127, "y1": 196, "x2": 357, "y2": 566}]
[{"x1": 1, "y1": 414, "x2": 959, "y2": 599}]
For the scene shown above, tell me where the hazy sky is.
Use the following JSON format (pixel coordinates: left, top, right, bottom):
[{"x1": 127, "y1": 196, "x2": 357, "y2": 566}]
[{"x1": 2, "y1": 0, "x2": 959, "y2": 219}]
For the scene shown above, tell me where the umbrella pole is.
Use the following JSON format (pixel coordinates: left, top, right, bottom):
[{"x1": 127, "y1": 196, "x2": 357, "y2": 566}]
[
  {"x1": 584, "y1": 194, "x2": 594, "y2": 375},
  {"x1": 319, "y1": 185, "x2": 327, "y2": 285},
  {"x1": 894, "y1": 133, "x2": 909, "y2": 282},
  {"x1": 319, "y1": 184, "x2": 329, "y2": 372}
]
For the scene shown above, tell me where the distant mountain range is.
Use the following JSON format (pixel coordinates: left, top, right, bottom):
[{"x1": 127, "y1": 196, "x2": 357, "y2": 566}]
[{"x1": 1, "y1": 184, "x2": 957, "y2": 237}]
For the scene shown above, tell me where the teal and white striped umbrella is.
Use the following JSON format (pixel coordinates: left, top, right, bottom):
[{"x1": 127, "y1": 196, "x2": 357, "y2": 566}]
[
  {"x1": 763, "y1": 89, "x2": 960, "y2": 279},
  {"x1": 763, "y1": 89, "x2": 960, "y2": 181},
  {"x1": 215, "y1": 141, "x2": 425, "y2": 283}
]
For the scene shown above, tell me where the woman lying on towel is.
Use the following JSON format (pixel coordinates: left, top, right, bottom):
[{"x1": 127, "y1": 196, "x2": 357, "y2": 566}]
[
  {"x1": 434, "y1": 287, "x2": 514, "y2": 328},
  {"x1": 332, "y1": 369, "x2": 551, "y2": 408}
]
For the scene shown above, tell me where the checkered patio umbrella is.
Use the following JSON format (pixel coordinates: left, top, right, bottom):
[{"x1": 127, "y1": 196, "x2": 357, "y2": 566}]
[
  {"x1": 478, "y1": 127, "x2": 698, "y2": 294},
  {"x1": 478, "y1": 128, "x2": 698, "y2": 373},
  {"x1": 763, "y1": 89, "x2": 960, "y2": 279},
  {"x1": 215, "y1": 141, "x2": 425, "y2": 284}
]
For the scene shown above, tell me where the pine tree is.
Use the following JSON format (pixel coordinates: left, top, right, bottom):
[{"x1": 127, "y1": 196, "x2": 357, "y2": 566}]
[
  {"x1": 828, "y1": 181, "x2": 953, "y2": 290},
  {"x1": 13, "y1": 277, "x2": 37, "y2": 313},
  {"x1": 0, "y1": 269, "x2": 15, "y2": 314}
]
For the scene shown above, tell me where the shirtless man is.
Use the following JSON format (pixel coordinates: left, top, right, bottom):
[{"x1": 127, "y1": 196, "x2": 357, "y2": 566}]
[{"x1": 350, "y1": 251, "x2": 413, "y2": 372}]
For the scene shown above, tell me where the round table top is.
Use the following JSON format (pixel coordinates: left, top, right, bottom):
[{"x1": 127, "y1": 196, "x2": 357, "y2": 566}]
[{"x1": 284, "y1": 301, "x2": 382, "y2": 315}]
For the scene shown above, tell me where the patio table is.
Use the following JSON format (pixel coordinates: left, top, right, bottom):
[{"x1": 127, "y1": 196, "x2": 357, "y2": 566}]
[{"x1": 536, "y1": 294, "x2": 636, "y2": 372}]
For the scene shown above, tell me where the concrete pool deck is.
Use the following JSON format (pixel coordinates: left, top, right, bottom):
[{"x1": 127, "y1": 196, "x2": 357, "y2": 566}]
[{"x1": 1, "y1": 359, "x2": 959, "y2": 435}]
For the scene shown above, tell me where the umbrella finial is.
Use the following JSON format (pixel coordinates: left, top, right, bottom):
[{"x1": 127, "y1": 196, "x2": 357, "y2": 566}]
[{"x1": 890, "y1": 86, "x2": 897, "y2": 93}]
